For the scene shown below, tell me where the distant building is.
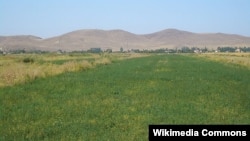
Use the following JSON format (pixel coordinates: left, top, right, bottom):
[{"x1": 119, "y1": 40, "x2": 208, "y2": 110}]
[
  {"x1": 235, "y1": 48, "x2": 241, "y2": 53},
  {"x1": 0, "y1": 47, "x2": 7, "y2": 55},
  {"x1": 194, "y1": 49, "x2": 201, "y2": 53}
]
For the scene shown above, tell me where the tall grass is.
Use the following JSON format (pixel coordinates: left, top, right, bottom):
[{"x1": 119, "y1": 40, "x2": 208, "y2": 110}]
[
  {"x1": 193, "y1": 53, "x2": 250, "y2": 69},
  {"x1": 0, "y1": 53, "x2": 148, "y2": 87},
  {"x1": 0, "y1": 59, "x2": 93, "y2": 87}
]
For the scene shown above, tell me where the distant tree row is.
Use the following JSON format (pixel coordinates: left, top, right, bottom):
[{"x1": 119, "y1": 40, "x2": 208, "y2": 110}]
[
  {"x1": 217, "y1": 46, "x2": 250, "y2": 52},
  {"x1": 1, "y1": 46, "x2": 250, "y2": 55},
  {"x1": 0, "y1": 49, "x2": 49, "y2": 54},
  {"x1": 126, "y1": 47, "x2": 207, "y2": 53}
]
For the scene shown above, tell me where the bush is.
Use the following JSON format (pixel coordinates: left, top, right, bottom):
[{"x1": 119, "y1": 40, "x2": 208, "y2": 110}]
[{"x1": 23, "y1": 57, "x2": 34, "y2": 63}]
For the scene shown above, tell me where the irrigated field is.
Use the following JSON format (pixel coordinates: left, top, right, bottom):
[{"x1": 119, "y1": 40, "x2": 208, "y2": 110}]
[{"x1": 1, "y1": 53, "x2": 249, "y2": 140}]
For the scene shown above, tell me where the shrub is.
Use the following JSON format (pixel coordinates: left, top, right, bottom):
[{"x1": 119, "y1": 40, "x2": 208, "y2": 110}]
[{"x1": 23, "y1": 57, "x2": 34, "y2": 63}]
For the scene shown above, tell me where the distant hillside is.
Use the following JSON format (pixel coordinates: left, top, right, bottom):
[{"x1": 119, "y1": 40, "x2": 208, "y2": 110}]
[
  {"x1": 42, "y1": 29, "x2": 150, "y2": 51},
  {"x1": 144, "y1": 29, "x2": 250, "y2": 48},
  {"x1": 1, "y1": 29, "x2": 250, "y2": 52}
]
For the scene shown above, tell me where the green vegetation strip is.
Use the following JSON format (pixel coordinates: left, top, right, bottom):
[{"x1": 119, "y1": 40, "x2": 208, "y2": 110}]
[{"x1": 1, "y1": 54, "x2": 249, "y2": 140}]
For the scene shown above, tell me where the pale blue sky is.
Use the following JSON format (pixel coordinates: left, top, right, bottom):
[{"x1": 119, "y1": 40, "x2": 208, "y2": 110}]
[{"x1": 1, "y1": 0, "x2": 250, "y2": 38}]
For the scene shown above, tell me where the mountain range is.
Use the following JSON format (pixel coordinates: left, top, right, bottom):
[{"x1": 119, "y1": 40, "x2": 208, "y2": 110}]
[{"x1": 1, "y1": 29, "x2": 250, "y2": 52}]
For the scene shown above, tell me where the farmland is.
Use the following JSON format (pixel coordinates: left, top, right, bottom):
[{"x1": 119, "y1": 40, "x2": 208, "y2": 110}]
[{"x1": 0, "y1": 53, "x2": 250, "y2": 140}]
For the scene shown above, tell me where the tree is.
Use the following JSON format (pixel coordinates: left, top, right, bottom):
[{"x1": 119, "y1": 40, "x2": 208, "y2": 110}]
[{"x1": 120, "y1": 47, "x2": 123, "y2": 52}]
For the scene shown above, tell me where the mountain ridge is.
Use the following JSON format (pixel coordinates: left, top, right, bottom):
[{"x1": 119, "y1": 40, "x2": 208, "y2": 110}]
[{"x1": 1, "y1": 29, "x2": 250, "y2": 52}]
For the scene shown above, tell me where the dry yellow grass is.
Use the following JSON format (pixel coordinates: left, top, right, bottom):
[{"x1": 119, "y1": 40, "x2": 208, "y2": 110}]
[
  {"x1": 0, "y1": 53, "x2": 149, "y2": 87},
  {"x1": 0, "y1": 55, "x2": 96, "y2": 87},
  {"x1": 61, "y1": 60, "x2": 92, "y2": 72},
  {"x1": 193, "y1": 53, "x2": 250, "y2": 69},
  {"x1": 94, "y1": 58, "x2": 111, "y2": 65}
]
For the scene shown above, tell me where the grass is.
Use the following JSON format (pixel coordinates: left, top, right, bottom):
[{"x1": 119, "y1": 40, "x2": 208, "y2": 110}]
[
  {"x1": 193, "y1": 52, "x2": 250, "y2": 69},
  {"x1": 0, "y1": 53, "x2": 148, "y2": 87},
  {"x1": 0, "y1": 53, "x2": 249, "y2": 140}
]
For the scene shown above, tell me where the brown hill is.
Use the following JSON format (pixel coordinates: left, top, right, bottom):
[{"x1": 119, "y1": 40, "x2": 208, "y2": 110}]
[
  {"x1": 1, "y1": 29, "x2": 250, "y2": 52},
  {"x1": 144, "y1": 29, "x2": 250, "y2": 48},
  {"x1": 0, "y1": 35, "x2": 44, "y2": 51},
  {"x1": 42, "y1": 29, "x2": 150, "y2": 51}
]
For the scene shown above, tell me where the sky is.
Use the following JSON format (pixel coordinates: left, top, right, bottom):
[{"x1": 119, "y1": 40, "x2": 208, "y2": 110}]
[{"x1": 1, "y1": 0, "x2": 250, "y2": 38}]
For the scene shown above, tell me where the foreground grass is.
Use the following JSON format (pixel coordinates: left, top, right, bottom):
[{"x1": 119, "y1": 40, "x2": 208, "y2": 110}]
[{"x1": 1, "y1": 54, "x2": 249, "y2": 140}]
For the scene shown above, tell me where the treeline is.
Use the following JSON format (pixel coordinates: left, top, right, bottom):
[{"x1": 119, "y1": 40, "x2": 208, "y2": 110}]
[
  {"x1": 128, "y1": 46, "x2": 250, "y2": 53},
  {"x1": 135, "y1": 46, "x2": 250, "y2": 53},
  {"x1": 1, "y1": 46, "x2": 250, "y2": 54},
  {"x1": 217, "y1": 46, "x2": 250, "y2": 52},
  {"x1": 0, "y1": 49, "x2": 50, "y2": 54},
  {"x1": 115, "y1": 47, "x2": 205, "y2": 53}
]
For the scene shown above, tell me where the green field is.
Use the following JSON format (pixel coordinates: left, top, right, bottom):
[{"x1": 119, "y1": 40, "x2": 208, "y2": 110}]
[{"x1": 1, "y1": 54, "x2": 250, "y2": 140}]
